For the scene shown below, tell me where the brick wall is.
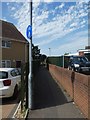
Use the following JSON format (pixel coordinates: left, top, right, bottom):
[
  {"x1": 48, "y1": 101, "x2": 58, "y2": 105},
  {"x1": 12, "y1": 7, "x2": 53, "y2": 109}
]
[
  {"x1": 88, "y1": 77, "x2": 90, "y2": 119},
  {"x1": 49, "y1": 64, "x2": 73, "y2": 98},
  {"x1": 74, "y1": 73, "x2": 88, "y2": 118},
  {"x1": 49, "y1": 64, "x2": 90, "y2": 119}
]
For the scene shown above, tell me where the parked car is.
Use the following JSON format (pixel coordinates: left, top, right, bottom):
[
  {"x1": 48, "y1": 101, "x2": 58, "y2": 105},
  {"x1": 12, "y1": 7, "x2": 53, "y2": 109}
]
[
  {"x1": 0, "y1": 68, "x2": 21, "y2": 99},
  {"x1": 68, "y1": 56, "x2": 90, "y2": 73}
]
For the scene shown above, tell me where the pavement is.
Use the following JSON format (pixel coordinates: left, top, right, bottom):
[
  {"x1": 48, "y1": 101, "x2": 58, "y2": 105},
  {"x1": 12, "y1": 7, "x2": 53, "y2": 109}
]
[{"x1": 27, "y1": 66, "x2": 86, "y2": 119}]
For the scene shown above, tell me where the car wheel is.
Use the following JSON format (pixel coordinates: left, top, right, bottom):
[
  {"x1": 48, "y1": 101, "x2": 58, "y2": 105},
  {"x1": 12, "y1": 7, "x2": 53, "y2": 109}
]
[
  {"x1": 68, "y1": 66, "x2": 71, "y2": 70},
  {"x1": 68, "y1": 66, "x2": 70, "y2": 70},
  {"x1": 12, "y1": 85, "x2": 18, "y2": 99},
  {"x1": 71, "y1": 67, "x2": 75, "y2": 71}
]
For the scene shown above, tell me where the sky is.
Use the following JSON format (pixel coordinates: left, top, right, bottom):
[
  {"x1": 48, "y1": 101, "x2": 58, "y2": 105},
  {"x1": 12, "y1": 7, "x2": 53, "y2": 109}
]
[{"x1": 1, "y1": 0, "x2": 89, "y2": 56}]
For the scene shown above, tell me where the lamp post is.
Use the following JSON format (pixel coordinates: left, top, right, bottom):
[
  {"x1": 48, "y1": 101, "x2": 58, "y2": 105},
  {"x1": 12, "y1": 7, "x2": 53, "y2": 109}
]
[
  {"x1": 28, "y1": 1, "x2": 32, "y2": 109},
  {"x1": 49, "y1": 48, "x2": 51, "y2": 56}
]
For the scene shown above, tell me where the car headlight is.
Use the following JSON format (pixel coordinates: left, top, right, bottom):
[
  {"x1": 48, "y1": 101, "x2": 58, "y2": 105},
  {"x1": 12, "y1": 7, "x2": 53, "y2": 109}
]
[{"x1": 74, "y1": 64, "x2": 79, "y2": 68}]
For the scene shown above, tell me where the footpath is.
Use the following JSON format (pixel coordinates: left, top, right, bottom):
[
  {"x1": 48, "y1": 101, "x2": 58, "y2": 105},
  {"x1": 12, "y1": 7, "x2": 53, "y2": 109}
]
[{"x1": 27, "y1": 66, "x2": 86, "y2": 119}]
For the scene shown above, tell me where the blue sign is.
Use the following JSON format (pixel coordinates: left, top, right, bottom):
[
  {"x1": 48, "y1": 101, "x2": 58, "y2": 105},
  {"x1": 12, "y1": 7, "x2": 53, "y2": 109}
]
[{"x1": 26, "y1": 25, "x2": 32, "y2": 39}]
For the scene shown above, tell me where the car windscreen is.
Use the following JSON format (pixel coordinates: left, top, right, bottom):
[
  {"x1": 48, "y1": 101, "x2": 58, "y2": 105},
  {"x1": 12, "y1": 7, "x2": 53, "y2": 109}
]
[
  {"x1": 0, "y1": 71, "x2": 8, "y2": 79},
  {"x1": 81, "y1": 57, "x2": 88, "y2": 62},
  {"x1": 74, "y1": 57, "x2": 88, "y2": 63}
]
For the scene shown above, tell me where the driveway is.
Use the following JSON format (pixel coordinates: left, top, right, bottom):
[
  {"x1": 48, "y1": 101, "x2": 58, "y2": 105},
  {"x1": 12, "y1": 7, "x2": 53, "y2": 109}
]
[{"x1": 0, "y1": 97, "x2": 19, "y2": 119}]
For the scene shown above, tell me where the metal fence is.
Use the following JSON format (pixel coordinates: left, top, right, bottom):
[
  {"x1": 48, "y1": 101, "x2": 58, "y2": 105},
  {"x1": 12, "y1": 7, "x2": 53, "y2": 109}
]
[
  {"x1": 48, "y1": 56, "x2": 70, "y2": 68},
  {"x1": 48, "y1": 54, "x2": 90, "y2": 68}
]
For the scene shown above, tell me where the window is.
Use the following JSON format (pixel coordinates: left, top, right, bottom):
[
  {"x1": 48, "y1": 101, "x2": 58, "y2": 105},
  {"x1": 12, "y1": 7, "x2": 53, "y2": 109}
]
[
  {"x1": 2, "y1": 61, "x2": 5, "y2": 68},
  {"x1": 11, "y1": 70, "x2": 17, "y2": 77},
  {"x1": 11, "y1": 69, "x2": 21, "y2": 77},
  {"x1": 2, "y1": 40, "x2": 11, "y2": 48},
  {"x1": 1, "y1": 60, "x2": 11, "y2": 68},
  {"x1": 15, "y1": 69, "x2": 21, "y2": 75},
  {"x1": 0, "y1": 71, "x2": 8, "y2": 79},
  {"x1": 2, "y1": 41, "x2": 5, "y2": 47}
]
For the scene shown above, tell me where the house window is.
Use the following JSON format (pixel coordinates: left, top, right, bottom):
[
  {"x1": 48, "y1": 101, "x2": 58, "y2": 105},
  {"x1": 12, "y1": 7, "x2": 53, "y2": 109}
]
[
  {"x1": 2, "y1": 40, "x2": 11, "y2": 48},
  {"x1": 2, "y1": 41, "x2": 5, "y2": 47},
  {"x1": 1, "y1": 60, "x2": 11, "y2": 68},
  {"x1": 16, "y1": 61, "x2": 21, "y2": 68}
]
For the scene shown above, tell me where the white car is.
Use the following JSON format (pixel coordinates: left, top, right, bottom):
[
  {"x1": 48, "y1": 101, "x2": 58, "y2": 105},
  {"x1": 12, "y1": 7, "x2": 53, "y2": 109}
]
[{"x1": 0, "y1": 68, "x2": 21, "y2": 99}]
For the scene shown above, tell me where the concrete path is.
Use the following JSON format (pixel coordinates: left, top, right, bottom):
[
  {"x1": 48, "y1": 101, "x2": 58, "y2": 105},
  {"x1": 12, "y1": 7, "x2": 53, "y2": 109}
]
[{"x1": 27, "y1": 66, "x2": 86, "y2": 119}]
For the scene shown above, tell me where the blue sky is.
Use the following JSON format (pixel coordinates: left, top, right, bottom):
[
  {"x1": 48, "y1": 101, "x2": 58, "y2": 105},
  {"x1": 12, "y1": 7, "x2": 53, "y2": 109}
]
[{"x1": 1, "y1": 0, "x2": 89, "y2": 56}]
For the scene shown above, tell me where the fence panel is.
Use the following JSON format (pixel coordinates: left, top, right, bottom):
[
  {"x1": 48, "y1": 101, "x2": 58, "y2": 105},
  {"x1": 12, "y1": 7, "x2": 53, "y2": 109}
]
[
  {"x1": 48, "y1": 56, "x2": 70, "y2": 68},
  {"x1": 21, "y1": 62, "x2": 29, "y2": 111}
]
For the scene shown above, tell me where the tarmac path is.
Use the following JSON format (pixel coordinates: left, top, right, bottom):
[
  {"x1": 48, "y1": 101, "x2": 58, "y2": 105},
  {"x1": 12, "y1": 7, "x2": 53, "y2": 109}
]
[{"x1": 27, "y1": 66, "x2": 86, "y2": 119}]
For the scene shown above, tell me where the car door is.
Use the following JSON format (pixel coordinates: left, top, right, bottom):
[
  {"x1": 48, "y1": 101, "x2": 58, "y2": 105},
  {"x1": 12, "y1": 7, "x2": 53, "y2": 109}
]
[
  {"x1": 10, "y1": 69, "x2": 20, "y2": 89},
  {"x1": 14, "y1": 69, "x2": 21, "y2": 89}
]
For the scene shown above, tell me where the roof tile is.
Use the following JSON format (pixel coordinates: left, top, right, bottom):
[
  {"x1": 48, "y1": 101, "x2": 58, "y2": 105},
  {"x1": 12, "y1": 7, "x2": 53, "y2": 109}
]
[{"x1": 0, "y1": 20, "x2": 27, "y2": 43}]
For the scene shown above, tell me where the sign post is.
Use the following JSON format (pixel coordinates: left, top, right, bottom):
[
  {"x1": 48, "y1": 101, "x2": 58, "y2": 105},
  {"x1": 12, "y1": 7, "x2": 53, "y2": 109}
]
[{"x1": 26, "y1": 1, "x2": 32, "y2": 109}]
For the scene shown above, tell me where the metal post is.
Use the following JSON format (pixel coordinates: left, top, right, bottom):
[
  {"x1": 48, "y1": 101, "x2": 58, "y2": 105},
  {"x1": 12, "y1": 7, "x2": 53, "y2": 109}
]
[
  {"x1": 28, "y1": 1, "x2": 32, "y2": 109},
  {"x1": 63, "y1": 55, "x2": 64, "y2": 68},
  {"x1": 49, "y1": 48, "x2": 51, "y2": 56}
]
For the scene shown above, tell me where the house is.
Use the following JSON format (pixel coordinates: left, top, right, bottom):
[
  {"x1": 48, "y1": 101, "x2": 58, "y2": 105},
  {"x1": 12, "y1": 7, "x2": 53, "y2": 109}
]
[{"x1": 0, "y1": 20, "x2": 29, "y2": 68}]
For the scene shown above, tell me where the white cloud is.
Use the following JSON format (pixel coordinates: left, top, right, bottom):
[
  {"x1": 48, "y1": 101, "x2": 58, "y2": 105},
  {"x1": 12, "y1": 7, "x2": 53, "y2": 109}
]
[
  {"x1": 1, "y1": 0, "x2": 89, "y2": 2},
  {"x1": 78, "y1": 12, "x2": 87, "y2": 18},
  {"x1": 55, "y1": 3, "x2": 64, "y2": 9},
  {"x1": 52, "y1": 31, "x2": 88, "y2": 55},
  {"x1": 10, "y1": 2, "x2": 30, "y2": 38},
  {"x1": 2, "y1": 17, "x2": 7, "y2": 21},
  {"x1": 9, "y1": 1, "x2": 88, "y2": 40},
  {"x1": 80, "y1": 20, "x2": 86, "y2": 25},
  {"x1": 6, "y1": 2, "x2": 10, "y2": 5},
  {"x1": 11, "y1": 6, "x2": 15, "y2": 11},
  {"x1": 56, "y1": 38, "x2": 87, "y2": 55},
  {"x1": 44, "y1": 0, "x2": 54, "y2": 2},
  {"x1": 33, "y1": 2, "x2": 40, "y2": 10},
  {"x1": 7, "y1": 1, "x2": 88, "y2": 55},
  {"x1": 70, "y1": 22, "x2": 78, "y2": 27},
  {"x1": 40, "y1": 30, "x2": 88, "y2": 56},
  {"x1": 33, "y1": 2, "x2": 87, "y2": 39},
  {"x1": 59, "y1": 3, "x2": 64, "y2": 8}
]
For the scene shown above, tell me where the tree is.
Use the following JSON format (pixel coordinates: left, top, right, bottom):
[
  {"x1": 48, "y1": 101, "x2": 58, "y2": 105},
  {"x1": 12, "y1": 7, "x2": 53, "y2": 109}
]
[
  {"x1": 32, "y1": 45, "x2": 40, "y2": 60},
  {"x1": 64, "y1": 53, "x2": 69, "y2": 55}
]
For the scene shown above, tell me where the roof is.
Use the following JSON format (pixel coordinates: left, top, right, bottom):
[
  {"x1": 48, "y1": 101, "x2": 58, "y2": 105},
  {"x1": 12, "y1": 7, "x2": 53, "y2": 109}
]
[
  {"x1": 0, "y1": 68, "x2": 14, "y2": 72},
  {"x1": 64, "y1": 52, "x2": 79, "y2": 56},
  {"x1": 78, "y1": 49, "x2": 90, "y2": 53},
  {"x1": 0, "y1": 20, "x2": 27, "y2": 43}
]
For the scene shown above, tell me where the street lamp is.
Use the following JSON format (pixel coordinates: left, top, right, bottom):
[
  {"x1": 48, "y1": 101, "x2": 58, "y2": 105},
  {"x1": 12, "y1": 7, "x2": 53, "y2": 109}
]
[{"x1": 49, "y1": 48, "x2": 51, "y2": 56}]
